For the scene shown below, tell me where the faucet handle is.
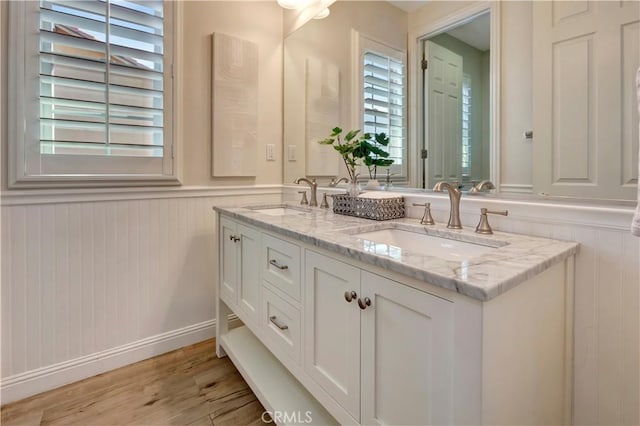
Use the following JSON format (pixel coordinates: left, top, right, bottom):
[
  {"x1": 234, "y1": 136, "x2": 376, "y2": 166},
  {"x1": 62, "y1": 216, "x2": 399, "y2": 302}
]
[
  {"x1": 475, "y1": 208, "x2": 508, "y2": 234},
  {"x1": 298, "y1": 191, "x2": 309, "y2": 205},
  {"x1": 412, "y1": 203, "x2": 435, "y2": 225},
  {"x1": 320, "y1": 193, "x2": 330, "y2": 209}
]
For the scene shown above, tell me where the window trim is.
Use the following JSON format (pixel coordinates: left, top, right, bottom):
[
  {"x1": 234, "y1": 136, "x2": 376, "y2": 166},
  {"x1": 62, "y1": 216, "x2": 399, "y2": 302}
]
[
  {"x1": 352, "y1": 30, "x2": 408, "y2": 183},
  {"x1": 7, "y1": 0, "x2": 181, "y2": 189}
]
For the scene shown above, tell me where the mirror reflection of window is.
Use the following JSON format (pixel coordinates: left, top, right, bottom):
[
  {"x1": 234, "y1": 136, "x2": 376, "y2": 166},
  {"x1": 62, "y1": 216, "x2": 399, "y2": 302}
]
[
  {"x1": 361, "y1": 37, "x2": 407, "y2": 180},
  {"x1": 461, "y1": 74, "x2": 472, "y2": 180}
]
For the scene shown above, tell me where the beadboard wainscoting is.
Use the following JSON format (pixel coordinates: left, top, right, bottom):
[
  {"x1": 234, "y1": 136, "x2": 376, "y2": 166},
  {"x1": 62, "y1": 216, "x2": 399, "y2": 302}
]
[
  {"x1": 0, "y1": 186, "x2": 281, "y2": 404},
  {"x1": 284, "y1": 187, "x2": 640, "y2": 425}
]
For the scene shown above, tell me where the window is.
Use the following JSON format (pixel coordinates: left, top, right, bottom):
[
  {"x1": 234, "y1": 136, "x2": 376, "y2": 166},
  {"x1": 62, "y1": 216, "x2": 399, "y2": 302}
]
[
  {"x1": 360, "y1": 36, "x2": 407, "y2": 179},
  {"x1": 461, "y1": 74, "x2": 471, "y2": 178},
  {"x1": 8, "y1": 0, "x2": 177, "y2": 187}
]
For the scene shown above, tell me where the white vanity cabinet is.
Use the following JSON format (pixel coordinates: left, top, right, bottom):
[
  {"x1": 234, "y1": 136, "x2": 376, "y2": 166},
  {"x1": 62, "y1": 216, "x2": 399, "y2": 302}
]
[{"x1": 216, "y1": 212, "x2": 575, "y2": 426}]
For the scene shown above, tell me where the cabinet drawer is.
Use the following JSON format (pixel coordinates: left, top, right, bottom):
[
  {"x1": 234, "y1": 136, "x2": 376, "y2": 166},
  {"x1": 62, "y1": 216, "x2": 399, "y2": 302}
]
[
  {"x1": 262, "y1": 285, "x2": 301, "y2": 363},
  {"x1": 262, "y1": 234, "x2": 301, "y2": 301}
]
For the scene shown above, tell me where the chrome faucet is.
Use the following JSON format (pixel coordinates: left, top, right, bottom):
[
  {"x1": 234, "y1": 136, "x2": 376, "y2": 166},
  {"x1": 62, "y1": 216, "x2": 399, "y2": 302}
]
[
  {"x1": 433, "y1": 181, "x2": 463, "y2": 229},
  {"x1": 294, "y1": 178, "x2": 318, "y2": 207},
  {"x1": 469, "y1": 180, "x2": 495, "y2": 194},
  {"x1": 328, "y1": 177, "x2": 349, "y2": 187}
]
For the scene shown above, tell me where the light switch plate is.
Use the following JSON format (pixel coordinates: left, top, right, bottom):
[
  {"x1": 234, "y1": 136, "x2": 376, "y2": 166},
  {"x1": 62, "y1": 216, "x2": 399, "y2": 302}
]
[
  {"x1": 288, "y1": 145, "x2": 297, "y2": 162},
  {"x1": 266, "y1": 144, "x2": 275, "y2": 161}
]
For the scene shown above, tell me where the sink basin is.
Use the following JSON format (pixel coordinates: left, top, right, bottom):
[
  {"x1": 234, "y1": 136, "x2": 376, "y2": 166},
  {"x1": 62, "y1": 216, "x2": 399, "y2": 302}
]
[
  {"x1": 248, "y1": 205, "x2": 311, "y2": 216},
  {"x1": 354, "y1": 228, "x2": 499, "y2": 262}
]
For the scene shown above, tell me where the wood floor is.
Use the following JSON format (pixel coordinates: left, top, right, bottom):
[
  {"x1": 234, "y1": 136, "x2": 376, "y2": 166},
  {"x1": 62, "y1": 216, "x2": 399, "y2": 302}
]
[{"x1": 0, "y1": 339, "x2": 268, "y2": 426}]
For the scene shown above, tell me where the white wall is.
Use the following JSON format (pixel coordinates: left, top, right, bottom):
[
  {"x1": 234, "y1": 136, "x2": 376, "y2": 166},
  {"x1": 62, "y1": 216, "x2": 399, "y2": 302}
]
[
  {"x1": 181, "y1": 1, "x2": 283, "y2": 186},
  {"x1": 0, "y1": 187, "x2": 281, "y2": 403}
]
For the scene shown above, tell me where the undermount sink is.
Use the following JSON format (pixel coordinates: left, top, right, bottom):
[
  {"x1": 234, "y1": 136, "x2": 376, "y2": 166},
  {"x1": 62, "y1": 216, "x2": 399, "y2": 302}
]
[
  {"x1": 354, "y1": 228, "x2": 502, "y2": 262},
  {"x1": 248, "y1": 205, "x2": 311, "y2": 216}
]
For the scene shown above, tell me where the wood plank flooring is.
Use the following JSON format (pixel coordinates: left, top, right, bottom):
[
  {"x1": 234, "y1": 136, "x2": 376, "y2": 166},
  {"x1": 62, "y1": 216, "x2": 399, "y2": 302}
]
[{"x1": 1, "y1": 339, "x2": 269, "y2": 426}]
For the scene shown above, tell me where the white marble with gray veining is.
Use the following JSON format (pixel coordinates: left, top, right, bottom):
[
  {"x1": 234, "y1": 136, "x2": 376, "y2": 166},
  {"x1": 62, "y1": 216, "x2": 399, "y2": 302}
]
[{"x1": 214, "y1": 204, "x2": 578, "y2": 301}]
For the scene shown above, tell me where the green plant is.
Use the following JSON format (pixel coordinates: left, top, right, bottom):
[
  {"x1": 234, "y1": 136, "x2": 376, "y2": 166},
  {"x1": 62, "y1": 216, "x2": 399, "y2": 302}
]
[
  {"x1": 362, "y1": 132, "x2": 394, "y2": 179},
  {"x1": 318, "y1": 127, "x2": 369, "y2": 181},
  {"x1": 319, "y1": 128, "x2": 395, "y2": 181}
]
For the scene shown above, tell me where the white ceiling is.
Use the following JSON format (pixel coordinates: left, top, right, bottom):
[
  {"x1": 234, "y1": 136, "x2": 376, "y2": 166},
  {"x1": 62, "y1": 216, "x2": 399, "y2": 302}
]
[
  {"x1": 385, "y1": 2, "x2": 490, "y2": 52},
  {"x1": 445, "y1": 13, "x2": 490, "y2": 52},
  {"x1": 387, "y1": 1, "x2": 428, "y2": 13}
]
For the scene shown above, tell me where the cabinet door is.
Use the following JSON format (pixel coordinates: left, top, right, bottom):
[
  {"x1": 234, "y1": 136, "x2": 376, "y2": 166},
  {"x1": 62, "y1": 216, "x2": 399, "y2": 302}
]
[
  {"x1": 304, "y1": 250, "x2": 361, "y2": 421},
  {"x1": 237, "y1": 223, "x2": 261, "y2": 326},
  {"x1": 219, "y1": 217, "x2": 238, "y2": 307},
  {"x1": 361, "y1": 272, "x2": 454, "y2": 426}
]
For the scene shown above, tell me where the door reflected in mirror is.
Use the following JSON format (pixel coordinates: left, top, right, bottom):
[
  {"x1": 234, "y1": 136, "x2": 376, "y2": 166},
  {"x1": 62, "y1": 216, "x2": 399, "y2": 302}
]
[{"x1": 423, "y1": 12, "x2": 490, "y2": 189}]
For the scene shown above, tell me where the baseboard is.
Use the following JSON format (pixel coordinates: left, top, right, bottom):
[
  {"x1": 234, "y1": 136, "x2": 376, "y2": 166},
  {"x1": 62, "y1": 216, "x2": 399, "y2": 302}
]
[
  {"x1": 0, "y1": 319, "x2": 219, "y2": 405},
  {"x1": 228, "y1": 313, "x2": 243, "y2": 330}
]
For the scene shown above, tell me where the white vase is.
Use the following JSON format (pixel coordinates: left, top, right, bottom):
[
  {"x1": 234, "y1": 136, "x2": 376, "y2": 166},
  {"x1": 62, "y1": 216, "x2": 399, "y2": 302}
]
[
  {"x1": 346, "y1": 180, "x2": 361, "y2": 197},
  {"x1": 365, "y1": 179, "x2": 380, "y2": 190}
]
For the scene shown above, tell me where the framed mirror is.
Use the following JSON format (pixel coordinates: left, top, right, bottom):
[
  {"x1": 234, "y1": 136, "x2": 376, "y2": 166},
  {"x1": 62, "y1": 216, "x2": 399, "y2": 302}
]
[{"x1": 283, "y1": 0, "x2": 497, "y2": 190}]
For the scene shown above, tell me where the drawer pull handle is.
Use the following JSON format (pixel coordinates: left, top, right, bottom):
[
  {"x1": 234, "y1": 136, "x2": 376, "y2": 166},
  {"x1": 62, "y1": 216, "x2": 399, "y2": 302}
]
[
  {"x1": 344, "y1": 291, "x2": 357, "y2": 303},
  {"x1": 358, "y1": 297, "x2": 371, "y2": 310},
  {"x1": 269, "y1": 259, "x2": 289, "y2": 270},
  {"x1": 229, "y1": 235, "x2": 240, "y2": 242},
  {"x1": 269, "y1": 316, "x2": 289, "y2": 330}
]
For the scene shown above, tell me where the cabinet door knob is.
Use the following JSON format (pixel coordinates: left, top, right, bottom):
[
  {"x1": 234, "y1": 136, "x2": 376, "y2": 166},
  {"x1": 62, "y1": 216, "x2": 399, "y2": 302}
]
[
  {"x1": 269, "y1": 259, "x2": 289, "y2": 270},
  {"x1": 344, "y1": 291, "x2": 357, "y2": 303},
  {"x1": 358, "y1": 297, "x2": 371, "y2": 310},
  {"x1": 269, "y1": 316, "x2": 289, "y2": 330},
  {"x1": 229, "y1": 235, "x2": 240, "y2": 242}
]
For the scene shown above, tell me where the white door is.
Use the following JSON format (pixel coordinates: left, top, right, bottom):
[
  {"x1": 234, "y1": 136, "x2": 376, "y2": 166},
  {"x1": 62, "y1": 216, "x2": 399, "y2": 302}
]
[
  {"x1": 304, "y1": 250, "x2": 361, "y2": 421},
  {"x1": 424, "y1": 40, "x2": 463, "y2": 188},
  {"x1": 219, "y1": 217, "x2": 238, "y2": 307},
  {"x1": 532, "y1": 0, "x2": 639, "y2": 199},
  {"x1": 237, "y1": 223, "x2": 261, "y2": 327},
  {"x1": 361, "y1": 272, "x2": 455, "y2": 426}
]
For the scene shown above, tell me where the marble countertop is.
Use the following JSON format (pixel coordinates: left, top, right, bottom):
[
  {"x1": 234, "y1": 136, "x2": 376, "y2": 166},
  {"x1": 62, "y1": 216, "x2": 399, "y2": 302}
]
[{"x1": 214, "y1": 204, "x2": 579, "y2": 301}]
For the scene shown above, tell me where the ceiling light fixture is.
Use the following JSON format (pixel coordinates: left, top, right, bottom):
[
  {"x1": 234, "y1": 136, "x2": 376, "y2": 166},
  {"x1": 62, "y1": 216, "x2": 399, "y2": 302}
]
[
  {"x1": 276, "y1": 0, "x2": 307, "y2": 10},
  {"x1": 313, "y1": 7, "x2": 330, "y2": 19}
]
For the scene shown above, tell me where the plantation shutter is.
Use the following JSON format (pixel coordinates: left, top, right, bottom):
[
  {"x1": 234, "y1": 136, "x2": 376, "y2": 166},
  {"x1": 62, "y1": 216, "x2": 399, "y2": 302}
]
[
  {"x1": 363, "y1": 50, "x2": 406, "y2": 175},
  {"x1": 39, "y1": 0, "x2": 165, "y2": 156}
]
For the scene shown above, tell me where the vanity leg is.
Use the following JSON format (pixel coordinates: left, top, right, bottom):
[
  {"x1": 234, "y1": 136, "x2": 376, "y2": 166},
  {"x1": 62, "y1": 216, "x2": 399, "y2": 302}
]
[{"x1": 216, "y1": 298, "x2": 230, "y2": 358}]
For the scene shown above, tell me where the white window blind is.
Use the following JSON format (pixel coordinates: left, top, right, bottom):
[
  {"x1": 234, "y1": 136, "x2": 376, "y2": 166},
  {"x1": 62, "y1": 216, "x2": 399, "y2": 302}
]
[
  {"x1": 362, "y1": 47, "x2": 406, "y2": 178},
  {"x1": 461, "y1": 74, "x2": 471, "y2": 177},
  {"x1": 9, "y1": 0, "x2": 176, "y2": 186}
]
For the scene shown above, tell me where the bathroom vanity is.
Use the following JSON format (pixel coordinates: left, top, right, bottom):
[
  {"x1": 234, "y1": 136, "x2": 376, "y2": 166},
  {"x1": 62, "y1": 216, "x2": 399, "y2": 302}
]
[{"x1": 214, "y1": 204, "x2": 578, "y2": 425}]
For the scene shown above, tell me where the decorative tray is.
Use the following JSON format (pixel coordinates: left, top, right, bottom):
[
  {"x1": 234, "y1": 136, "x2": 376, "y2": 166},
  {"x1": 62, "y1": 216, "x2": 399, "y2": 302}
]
[{"x1": 331, "y1": 194, "x2": 405, "y2": 221}]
